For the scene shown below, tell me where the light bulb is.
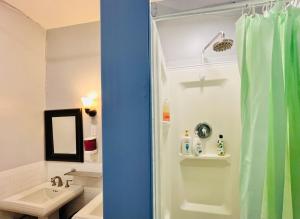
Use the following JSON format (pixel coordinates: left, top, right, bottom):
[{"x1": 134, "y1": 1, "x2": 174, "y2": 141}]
[{"x1": 81, "y1": 96, "x2": 93, "y2": 108}]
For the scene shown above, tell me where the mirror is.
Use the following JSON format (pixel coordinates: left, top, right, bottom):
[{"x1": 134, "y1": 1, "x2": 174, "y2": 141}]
[
  {"x1": 52, "y1": 117, "x2": 77, "y2": 154},
  {"x1": 45, "y1": 109, "x2": 83, "y2": 162}
]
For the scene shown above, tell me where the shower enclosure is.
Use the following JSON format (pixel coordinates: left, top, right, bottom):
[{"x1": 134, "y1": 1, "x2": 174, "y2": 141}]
[
  {"x1": 152, "y1": 1, "x2": 300, "y2": 219},
  {"x1": 151, "y1": 3, "x2": 242, "y2": 219}
]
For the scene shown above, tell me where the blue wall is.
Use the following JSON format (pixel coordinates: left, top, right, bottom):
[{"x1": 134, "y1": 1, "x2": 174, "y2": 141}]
[{"x1": 101, "y1": 0, "x2": 152, "y2": 219}]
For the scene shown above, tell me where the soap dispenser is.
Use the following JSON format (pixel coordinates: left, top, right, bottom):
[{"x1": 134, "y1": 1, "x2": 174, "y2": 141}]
[
  {"x1": 181, "y1": 130, "x2": 192, "y2": 155},
  {"x1": 193, "y1": 131, "x2": 203, "y2": 156},
  {"x1": 217, "y1": 134, "x2": 225, "y2": 156}
]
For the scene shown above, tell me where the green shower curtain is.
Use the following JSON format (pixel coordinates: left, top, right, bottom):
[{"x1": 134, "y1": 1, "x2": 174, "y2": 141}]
[{"x1": 236, "y1": 3, "x2": 300, "y2": 219}]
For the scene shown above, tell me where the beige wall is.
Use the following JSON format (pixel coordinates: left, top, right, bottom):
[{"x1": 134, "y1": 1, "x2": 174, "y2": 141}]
[
  {"x1": 0, "y1": 5, "x2": 100, "y2": 172},
  {"x1": 0, "y1": 3, "x2": 46, "y2": 171},
  {"x1": 46, "y1": 21, "x2": 101, "y2": 162}
]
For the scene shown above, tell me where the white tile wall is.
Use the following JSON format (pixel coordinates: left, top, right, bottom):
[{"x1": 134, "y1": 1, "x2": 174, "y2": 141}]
[{"x1": 0, "y1": 161, "x2": 47, "y2": 200}]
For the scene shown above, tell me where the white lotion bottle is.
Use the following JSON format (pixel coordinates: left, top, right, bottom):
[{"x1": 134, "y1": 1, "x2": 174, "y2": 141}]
[
  {"x1": 181, "y1": 130, "x2": 192, "y2": 155},
  {"x1": 193, "y1": 131, "x2": 203, "y2": 156}
]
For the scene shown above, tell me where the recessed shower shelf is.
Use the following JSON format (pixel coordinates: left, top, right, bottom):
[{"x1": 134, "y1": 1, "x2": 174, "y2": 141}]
[{"x1": 179, "y1": 154, "x2": 231, "y2": 162}]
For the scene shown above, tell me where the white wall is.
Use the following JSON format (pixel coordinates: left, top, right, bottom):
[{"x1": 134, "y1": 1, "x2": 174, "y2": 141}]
[
  {"x1": 167, "y1": 64, "x2": 241, "y2": 219},
  {"x1": 154, "y1": 11, "x2": 241, "y2": 219},
  {"x1": 46, "y1": 21, "x2": 101, "y2": 163},
  {"x1": 155, "y1": 62, "x2": 241, "y2": 219},
  {"x1": 157, "y1": 12, "x2": 239, "y2": 68},
  {"x1": 0, "y1": 2, "x2": 46, "y2": 171}
]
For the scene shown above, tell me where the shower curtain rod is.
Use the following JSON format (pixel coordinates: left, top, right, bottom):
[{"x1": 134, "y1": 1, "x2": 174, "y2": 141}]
[{"x1": 153, "y1": 0, "x2": 291, "y2": 21}]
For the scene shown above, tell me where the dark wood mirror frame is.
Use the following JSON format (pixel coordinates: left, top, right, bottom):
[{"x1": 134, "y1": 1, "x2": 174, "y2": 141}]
[{"x1": 45, "y1": 109, "x2": 84, "y2": 162}]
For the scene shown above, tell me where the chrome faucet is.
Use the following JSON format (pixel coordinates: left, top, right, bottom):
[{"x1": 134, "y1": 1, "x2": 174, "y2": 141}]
[
  {"x1": 65, "y1": 179, "x2": 73, "y2": 188},
  {"x1": 51, "y1": 176, "x2": 63, "y2": 187}
]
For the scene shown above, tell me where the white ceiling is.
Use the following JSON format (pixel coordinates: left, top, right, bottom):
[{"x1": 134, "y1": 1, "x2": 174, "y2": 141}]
[{"x1": 3, "y1": 0, "x2": 100, "y2": 29}]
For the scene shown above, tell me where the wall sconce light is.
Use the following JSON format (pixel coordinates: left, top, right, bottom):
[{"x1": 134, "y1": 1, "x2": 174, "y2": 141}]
[{"x1": 81, "y1": 93, "x2": 98, "y2": 117}]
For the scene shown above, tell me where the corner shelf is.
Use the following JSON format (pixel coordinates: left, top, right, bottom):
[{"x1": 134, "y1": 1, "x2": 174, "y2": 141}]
[
  {"x1": 161, "y1": 121, "x2": 171, "y2": 126},
  {"x1": 179, "y1": 154, "x2": 231, "y2": 162},
  {"x1": 181, "y1": 201, "x2": 231, "y2": 216}
]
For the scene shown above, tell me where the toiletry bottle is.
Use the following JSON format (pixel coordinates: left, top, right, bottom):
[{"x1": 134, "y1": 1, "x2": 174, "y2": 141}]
[
  {"x1": 162, "y1": 99, "x2": 170, "y2": 122},
  {"x1": 193, "y1": 131, "x2": 203, "y2": 156},
  {"x1": 181, "y1": 130, "x2": 192, "y2": 155},
  {"x1": 217, "y1": 134, "x2": 225, "y2": 156}
]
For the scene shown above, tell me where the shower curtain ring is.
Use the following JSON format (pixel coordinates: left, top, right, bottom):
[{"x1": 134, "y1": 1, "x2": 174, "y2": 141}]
[
  {"x1": 262, "y1": 4, "x2": 267, "y2": 14},
  {"x1": 244, "y1": 4, "x2": 251, "y2": 16},
  {"x1": 251, "y1": 6, "x2": 256, "y2": 16}
]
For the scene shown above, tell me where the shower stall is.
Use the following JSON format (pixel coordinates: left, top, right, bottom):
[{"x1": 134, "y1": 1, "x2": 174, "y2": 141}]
[
  {"x1": 151, "y1": 4, "x2": 241, "y2": 219},
  {"x1": 152, "y1": 1, "x2": 300, "y2": 219}
]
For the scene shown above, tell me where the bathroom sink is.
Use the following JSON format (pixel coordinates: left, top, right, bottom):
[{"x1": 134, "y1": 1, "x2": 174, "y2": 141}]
[
  {"x1": 19, "y1": 187, "x2": 64, "y2": 204},
  {"x1": 73, "y1": 193, "x2": 102, "y2": 219},
  {"x1": 0, "y1": 182, "x2": 83, "y2": 217}
]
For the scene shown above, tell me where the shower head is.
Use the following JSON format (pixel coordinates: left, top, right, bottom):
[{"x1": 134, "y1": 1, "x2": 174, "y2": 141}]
[
  {"x1": 213, "y1": 38, "x2": 234, "y2": 52},
  {"x1": 202, "y1": 31, "x2": 233, "y2": 56}
]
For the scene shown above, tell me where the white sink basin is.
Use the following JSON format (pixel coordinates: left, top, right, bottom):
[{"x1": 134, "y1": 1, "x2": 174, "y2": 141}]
[
  {"x1": 0, "y1": 182, "x2": 83, "y2": 217},
  {"x1": 19, "y1": 188, "x2": 64, "y2": 204},
  {"x1": 73, "y1": 193, "x2": 102, "y2": 219}
]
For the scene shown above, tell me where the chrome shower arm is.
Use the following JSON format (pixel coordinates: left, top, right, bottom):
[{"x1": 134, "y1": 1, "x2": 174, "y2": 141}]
[{"x1": 202, "y1": 31, "x2": 225, "y2": 55}]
